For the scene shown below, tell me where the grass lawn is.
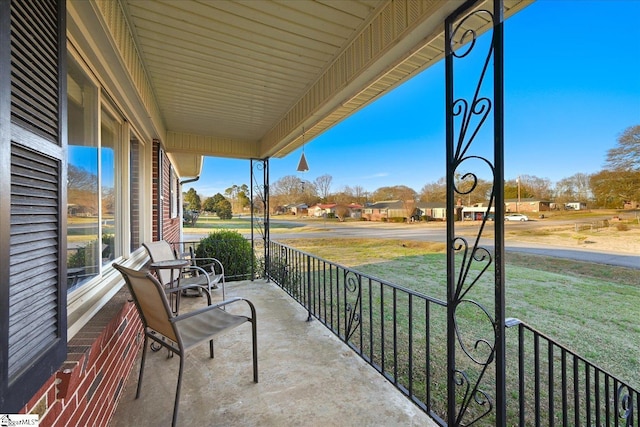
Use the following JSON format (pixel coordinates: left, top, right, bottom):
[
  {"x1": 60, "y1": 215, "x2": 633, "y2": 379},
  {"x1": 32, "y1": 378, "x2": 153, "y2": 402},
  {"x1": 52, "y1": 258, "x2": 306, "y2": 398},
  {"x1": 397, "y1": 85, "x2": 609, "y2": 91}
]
[{"x1": 277, "y1": 237, "x2": 640, "y2": 391}]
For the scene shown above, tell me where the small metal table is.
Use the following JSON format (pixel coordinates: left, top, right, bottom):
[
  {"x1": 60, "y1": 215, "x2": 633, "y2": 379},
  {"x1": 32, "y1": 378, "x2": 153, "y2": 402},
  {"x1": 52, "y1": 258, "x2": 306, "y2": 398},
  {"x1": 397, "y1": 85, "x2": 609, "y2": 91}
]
[{"x1": 149, "y1": 259, "x2": 190, "y2": 314}]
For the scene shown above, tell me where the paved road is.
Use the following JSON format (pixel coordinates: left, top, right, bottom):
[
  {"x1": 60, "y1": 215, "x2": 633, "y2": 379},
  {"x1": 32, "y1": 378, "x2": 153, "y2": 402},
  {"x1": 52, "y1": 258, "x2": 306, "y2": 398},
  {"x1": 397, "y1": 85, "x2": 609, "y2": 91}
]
[{"x1": 185, "y1": 219, "x2": 640, "y2": 269}]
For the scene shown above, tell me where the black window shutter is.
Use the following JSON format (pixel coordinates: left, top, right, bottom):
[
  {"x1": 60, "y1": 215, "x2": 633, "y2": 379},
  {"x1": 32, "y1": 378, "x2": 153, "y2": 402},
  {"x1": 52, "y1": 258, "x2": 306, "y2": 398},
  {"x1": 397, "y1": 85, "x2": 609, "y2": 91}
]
[{"x1": 0, "y1": 0, "x2": 67, "y2": 412}]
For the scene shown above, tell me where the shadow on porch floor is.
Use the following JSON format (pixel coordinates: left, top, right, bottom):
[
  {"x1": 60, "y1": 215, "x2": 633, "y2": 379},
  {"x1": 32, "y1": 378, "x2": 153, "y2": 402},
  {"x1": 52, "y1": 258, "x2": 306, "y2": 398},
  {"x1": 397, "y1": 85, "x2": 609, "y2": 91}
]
[{"x1": 109, "y1": 279, "x2": 438, "y2": 426}]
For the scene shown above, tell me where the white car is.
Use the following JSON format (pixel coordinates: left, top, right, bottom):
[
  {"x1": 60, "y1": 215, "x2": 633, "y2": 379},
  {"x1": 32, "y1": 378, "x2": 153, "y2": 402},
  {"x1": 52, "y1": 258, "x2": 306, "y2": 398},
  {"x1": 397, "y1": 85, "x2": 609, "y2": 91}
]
[{"x1": 505, "y1": 213, "x2": 529, "y2": 222}]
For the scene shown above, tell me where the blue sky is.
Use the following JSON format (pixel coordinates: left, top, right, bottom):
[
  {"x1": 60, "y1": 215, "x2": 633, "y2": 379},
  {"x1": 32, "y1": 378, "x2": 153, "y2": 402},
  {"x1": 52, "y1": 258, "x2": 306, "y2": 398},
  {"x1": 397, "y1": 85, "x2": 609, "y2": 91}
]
[{"x1": 191, "y1": 0, "x2": 640, "y2": 199}]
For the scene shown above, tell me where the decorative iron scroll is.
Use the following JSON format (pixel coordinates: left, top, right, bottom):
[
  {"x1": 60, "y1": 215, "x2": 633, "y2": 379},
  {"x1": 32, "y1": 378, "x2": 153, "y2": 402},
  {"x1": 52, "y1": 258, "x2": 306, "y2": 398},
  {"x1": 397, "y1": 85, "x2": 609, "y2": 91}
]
[
  {"x1": 251, "y1": 159, "x2": 269, "y2": 278},
  {"x1": 343, "y1": 271, "x2": 362, "y2": 342},
  {"x1": 617, "y1": 384, "x2": 634, "y2": 427},
  {"x1": 446, "y1": 1, "x2": 504, "y2": 425},
  {"x1": 251, "y1": 159, "x2": 268, "y2": 240}
]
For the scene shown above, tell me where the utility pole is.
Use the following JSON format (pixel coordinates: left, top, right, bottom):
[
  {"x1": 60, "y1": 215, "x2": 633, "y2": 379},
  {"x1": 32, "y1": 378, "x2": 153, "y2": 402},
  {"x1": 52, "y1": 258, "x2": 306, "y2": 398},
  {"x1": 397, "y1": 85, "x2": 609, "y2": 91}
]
[{"x1": 517, "y1": 176, "x2": 521, "y2": 212}]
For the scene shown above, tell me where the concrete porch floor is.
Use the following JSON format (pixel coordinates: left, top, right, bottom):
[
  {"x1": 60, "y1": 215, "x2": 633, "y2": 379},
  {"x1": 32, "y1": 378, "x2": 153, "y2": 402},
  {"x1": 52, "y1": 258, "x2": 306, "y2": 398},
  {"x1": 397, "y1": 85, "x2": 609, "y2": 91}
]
[{"x1": 109, "y1": 279, "x2": 439, "y2": 427}]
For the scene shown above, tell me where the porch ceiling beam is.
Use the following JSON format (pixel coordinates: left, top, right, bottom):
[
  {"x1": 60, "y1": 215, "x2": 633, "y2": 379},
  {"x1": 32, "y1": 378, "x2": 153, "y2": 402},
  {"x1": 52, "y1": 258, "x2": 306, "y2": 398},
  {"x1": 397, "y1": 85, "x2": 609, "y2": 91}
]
[{"x1": 164, "y1": 131, "x2": 261, "y2": 160}]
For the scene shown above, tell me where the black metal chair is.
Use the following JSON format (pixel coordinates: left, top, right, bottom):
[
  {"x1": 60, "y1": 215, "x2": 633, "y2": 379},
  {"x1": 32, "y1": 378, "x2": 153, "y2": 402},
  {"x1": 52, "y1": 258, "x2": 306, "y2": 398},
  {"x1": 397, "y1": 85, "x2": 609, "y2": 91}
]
[{"x1": 113, "y1": 263, "x2": 258, "y2": 427}]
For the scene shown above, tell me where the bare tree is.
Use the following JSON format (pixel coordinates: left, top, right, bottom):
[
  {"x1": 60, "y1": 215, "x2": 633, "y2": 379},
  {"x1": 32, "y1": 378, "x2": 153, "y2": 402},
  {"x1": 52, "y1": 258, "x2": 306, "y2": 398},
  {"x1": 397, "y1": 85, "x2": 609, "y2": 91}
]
[
  {"x1": 420, "y1": 178, "x2": 446, "y2": 203},
  {"x1": 352, "y1": 185, "x2": 367, "y2": 204},
  {"x1": 68, "y1": 164, "x2": 98, "y2": 215},
  {"x1": 605, "y1": 124, "x2": 640, "y2": 171},
  {"x1": 336, "y1": 184, "x2": 367, "y2": 205},
  {"x1": 271, "y1": 175, "x2": 318, "y2": 206},
  {"x1": 554, "y1": 173, "x2": 592, "y2": 204},
  {"x1": 314, "y1": 174, "x2": 333, "y2": 202},
  {"x1": 518, "y1": 174, "x2": 553, "y2": 200}
]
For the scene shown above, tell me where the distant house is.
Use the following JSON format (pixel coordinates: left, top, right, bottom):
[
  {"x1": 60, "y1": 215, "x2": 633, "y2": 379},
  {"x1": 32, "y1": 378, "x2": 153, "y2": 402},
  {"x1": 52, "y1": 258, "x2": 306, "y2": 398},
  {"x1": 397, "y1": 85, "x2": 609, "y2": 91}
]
[
  {"x1": 363, "y1": 200, "x2": 405, "y2": 221},
  {"x1": 564, "y1": 202, "x2": 587, "y2": 210},
  {"x1": 308, "y1": 203, "x2": 362, "y2": 219},
  {"x1": 344, "y1": 203, "x2": 363, "y2": 219},
  {"x1": 364, "y1": 200, "x2": 459, "y2": 222},
  {"x1": 505, "y1": 198, "x2": 551, "y2": 213},
  {"x1": 623, "y1": 200, "x2": 638, "y2": 210},
  {"x1": 308, "y1": 203, "x2": 337, "y2": 217},
  {"x1": 462, "y1": 205, "x2": 495, "y2": 221},
  {"x1": 414, "y1": 202, "x2": 448, "y2": 221},
  {"x1": 284, "y1": 203, "x2": 308, "y2": 215}
]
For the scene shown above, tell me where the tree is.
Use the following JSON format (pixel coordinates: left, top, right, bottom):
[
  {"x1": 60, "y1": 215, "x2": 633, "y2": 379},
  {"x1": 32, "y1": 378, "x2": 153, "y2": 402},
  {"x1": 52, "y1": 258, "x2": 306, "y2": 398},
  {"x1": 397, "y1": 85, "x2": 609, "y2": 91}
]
[
  {"x1": 203, "y1": 193, "x2": 229, "y2": 216},
  {"x1": 183, "y1": 188, "x2": 201, "y2": 211},
  {"x1": 68, "y1": 164, "x2": 98, "y2": 215},
  {"x1": 339, "y1": 185, "x2": 368, "y2": 205},
  {"x1": 420, "y1": 178, "x2": 446, "y2": 203},
  {"x1": 216, "y1": 199, "x2": 233, "y2": 219},
  {"x1": 554, "y1": 173, "x2": 592, "y2": 204},
  {"x1": 517, "y1": 174, "x2": 553, "y2": 200},
  {"x1": 605, "y1": 125, "x2": 640, "y2": 171},
  {"x1": 202, "y1": 196, "x2": 217, "y2": 213},
  {"x1": 590, "y1": 169, "x2": 640, "y2": 208},
  {"x1": 224, "y1": 183, "x2": 250, "y2": 213},
  {"x1": 334, "y1": 204, "x2": 350, "y2": 221},
  {"x1": 212, "y1": 193, "x2": 226, "y2": 205},
  {"x1": 454, "y1": 174, "x2": 493, "y2": 205},
  {"x1": 271, "y1": 175, "x2": 318, "y2": 206},
  {"x1": 314, "y1": 174, "x2": 333, "y2": 202},
  {"x1": 505, "y1": 178, "x2": 534, "y2": 200},
  {"x1": 371, "y1": 185, "x2": 416, "y2": 202}
]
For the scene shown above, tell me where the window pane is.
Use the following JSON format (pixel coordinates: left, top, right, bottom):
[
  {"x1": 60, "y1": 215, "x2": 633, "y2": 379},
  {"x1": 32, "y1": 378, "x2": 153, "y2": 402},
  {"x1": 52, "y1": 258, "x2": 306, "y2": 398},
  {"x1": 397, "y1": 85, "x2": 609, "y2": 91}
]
[
  {"x1": 67, "y1": 59, "x2": 99, "y2": 291},
  {"x1": 101, "y1": 109, "x2": 119, "y2": 265}
]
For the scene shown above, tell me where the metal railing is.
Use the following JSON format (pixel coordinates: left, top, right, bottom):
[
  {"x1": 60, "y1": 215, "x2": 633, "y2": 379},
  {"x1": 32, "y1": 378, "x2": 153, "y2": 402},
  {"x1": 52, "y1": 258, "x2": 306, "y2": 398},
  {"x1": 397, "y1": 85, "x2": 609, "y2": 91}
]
[
  {"x1": 507, "y1": 320, "x2": 638, "y2": 427},
  {"x1": 266, "y1": 240, "x2": 638, "y2": 426},
  {"x1": 267, "y1": 240, "x2": 449, "y2": 424}
]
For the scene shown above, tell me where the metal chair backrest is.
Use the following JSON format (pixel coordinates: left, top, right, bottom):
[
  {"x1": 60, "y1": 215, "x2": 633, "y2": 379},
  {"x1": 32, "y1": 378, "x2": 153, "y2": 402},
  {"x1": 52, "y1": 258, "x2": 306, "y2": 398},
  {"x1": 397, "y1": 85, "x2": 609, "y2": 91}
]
[
  {"x1": 113, "y1": 263, "x2": 178, "y2": 344},
  {"x1": 142, "y1": 240, "x2": 178, "y2": 287}
]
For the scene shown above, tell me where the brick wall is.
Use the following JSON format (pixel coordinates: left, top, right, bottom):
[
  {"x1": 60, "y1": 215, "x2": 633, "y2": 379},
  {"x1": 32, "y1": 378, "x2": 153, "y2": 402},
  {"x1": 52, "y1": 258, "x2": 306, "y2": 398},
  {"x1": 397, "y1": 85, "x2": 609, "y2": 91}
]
[
  {"x1": 20, "y1": 289, "x2": 142, "y2": 426},
  {"x1": 152, "y1": 140, "x2": 181, "y2": 243}
]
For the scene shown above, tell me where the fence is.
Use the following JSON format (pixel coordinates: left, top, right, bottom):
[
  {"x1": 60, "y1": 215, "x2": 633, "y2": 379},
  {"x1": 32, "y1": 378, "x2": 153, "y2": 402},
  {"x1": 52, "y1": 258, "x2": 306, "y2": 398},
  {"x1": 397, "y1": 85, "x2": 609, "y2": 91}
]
[{"x1": 266, "y1": 240, "x2": 638, "y2": 426}]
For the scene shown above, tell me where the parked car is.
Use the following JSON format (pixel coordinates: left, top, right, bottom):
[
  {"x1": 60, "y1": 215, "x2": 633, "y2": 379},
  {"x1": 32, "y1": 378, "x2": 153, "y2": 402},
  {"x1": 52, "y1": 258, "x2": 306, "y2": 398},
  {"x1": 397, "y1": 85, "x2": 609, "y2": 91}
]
[{"x1": 505, "y1": 213, "x2": 529, "y2": 221}]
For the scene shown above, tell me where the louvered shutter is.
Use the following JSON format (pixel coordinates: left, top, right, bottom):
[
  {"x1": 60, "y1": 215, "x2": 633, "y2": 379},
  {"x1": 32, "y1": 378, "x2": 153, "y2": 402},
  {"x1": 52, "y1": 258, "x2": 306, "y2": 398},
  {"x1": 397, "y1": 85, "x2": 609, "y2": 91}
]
[{"x1": 1, "y1": 0, "x2": 67, "y2": 412}]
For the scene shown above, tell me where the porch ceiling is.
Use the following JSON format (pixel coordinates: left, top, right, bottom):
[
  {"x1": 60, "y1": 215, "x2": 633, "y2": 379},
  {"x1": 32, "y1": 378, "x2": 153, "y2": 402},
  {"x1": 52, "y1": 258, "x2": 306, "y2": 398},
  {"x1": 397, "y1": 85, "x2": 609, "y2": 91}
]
[{"x1": 115, "y1": 0, "x2": 531, "y2": 176}]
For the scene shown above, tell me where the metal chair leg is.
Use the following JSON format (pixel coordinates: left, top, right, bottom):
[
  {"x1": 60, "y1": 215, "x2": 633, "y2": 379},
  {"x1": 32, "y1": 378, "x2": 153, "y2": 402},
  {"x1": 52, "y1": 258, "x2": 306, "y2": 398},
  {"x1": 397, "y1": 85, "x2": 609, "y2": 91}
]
[
  {"x1": 172, "y1": 356, "x2": 184, "y2": 427},
  {"x1": 136, "y1": 334, "x2": 149, "y2": 399}
]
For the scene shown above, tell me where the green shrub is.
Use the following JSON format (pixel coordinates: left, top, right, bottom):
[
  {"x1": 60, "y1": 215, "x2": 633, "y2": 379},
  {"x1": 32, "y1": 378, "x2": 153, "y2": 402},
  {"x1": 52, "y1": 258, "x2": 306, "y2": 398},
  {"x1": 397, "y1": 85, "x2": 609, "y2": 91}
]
[
  {"x1": 389, "y1": 216, "x2": 406, "y2": 223},
  {"x1": 195, "y1": 230, "x2": 255, "y2": 281}
]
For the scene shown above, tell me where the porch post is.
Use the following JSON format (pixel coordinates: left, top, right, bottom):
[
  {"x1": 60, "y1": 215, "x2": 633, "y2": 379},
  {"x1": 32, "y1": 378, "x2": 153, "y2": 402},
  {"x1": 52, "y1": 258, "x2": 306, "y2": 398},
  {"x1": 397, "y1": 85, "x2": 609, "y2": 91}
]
[
  {"x1": 493, "y1": 0, "x2": 507, "y2": 424},
  {"x1": 251, "y1": 158, "x2": 270, "y2": 280},
  {"x1": 445, "y1": 0, "x2": 505, "y2": 425}
]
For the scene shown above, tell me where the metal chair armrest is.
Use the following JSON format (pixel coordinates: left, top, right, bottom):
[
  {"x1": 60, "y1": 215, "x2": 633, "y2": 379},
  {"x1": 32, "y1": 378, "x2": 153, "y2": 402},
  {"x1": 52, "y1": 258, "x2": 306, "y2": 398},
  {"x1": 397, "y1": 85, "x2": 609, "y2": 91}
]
[
  {"x1": 166, "y1": 284, "x2": 212, "y2": 305},
  {"x1": 170, "y1": 297, "x2": 256, "y2": 322},
  {"x1": 191, "y1": 257, "x2": 225, "y2": 275}
]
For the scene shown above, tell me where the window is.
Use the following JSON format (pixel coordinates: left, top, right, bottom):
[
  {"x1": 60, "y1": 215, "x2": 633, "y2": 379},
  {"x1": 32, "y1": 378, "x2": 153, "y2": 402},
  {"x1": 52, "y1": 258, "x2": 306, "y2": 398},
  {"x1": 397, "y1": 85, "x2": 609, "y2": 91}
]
[
  {"x1": 100, "y1": 108, "x2": 120, "y2": 265},
  {"x1": 67, "y1": 57, "x2": 99, "y2": 290},
  {"x1": 66, "y1": 57, "x2": 124, "y2": 291}
]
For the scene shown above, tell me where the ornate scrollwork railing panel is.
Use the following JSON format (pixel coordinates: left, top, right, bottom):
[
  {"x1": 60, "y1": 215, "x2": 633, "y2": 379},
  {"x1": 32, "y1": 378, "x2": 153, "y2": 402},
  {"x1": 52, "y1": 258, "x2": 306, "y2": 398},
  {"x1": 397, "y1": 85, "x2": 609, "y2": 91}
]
[
  {"x1": 446, "y1": 0, "x2": 505, "y2": 425},
  {"x1": 343, "y1": 270, "x2": 362, "y2": 343}
]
